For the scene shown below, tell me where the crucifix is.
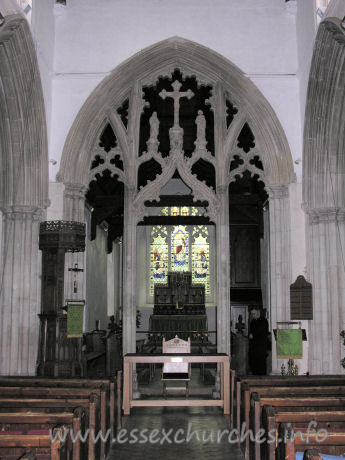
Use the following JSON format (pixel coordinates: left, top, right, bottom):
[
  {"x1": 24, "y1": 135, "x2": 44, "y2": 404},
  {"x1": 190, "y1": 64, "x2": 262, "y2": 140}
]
[
  {"x1": 68, "y1": 263, "x2": 84, "y2": 294},
  {"x1": 159, "y1": 80, "x2": 194, "y2": 128}
]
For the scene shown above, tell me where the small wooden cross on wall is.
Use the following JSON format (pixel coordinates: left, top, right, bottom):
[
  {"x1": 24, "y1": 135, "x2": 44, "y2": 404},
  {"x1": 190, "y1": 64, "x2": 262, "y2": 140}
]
[{"x1": 68, "y1": 263, "x2": 84, "y2": 294}]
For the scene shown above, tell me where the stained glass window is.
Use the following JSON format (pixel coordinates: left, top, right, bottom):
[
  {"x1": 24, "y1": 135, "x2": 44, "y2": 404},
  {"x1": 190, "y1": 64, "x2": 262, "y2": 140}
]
[
  {"x1": 171, "y1": 226, "x2": 189, "y2": 271},
  {"x1": 150, "y1": 226, "x2": 168, "y2": 295},
  {"x1": 149, "y1": 207, "x2": 211, "y2": 298},
  {"x1": 192, "y1": 226, "x2": 210, "y2": 294}
]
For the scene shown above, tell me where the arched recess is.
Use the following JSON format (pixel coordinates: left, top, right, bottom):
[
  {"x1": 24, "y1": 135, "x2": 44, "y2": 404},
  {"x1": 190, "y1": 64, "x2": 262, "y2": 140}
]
[
  {"x1": 58, "y1": 37, "x2": 294, "y2": 358},
  {"x1": 0, "y1": 8, "x2": 49, "y2": 375},
  {"x1": 303, "y1": 17, "x2": 345, "y2": 374}
]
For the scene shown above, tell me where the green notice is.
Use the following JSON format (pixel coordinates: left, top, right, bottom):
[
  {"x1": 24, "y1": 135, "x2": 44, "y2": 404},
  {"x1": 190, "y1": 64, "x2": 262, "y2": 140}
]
[
  {"x1": 277, "y1": 329, "x2": 303, "y2": 359},
  {"x1": 67, "y1": 304, "x2": 84, "y2": 338}
]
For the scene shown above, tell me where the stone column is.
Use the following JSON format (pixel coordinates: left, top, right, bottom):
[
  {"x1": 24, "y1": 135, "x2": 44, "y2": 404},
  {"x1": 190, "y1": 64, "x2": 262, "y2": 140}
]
[
  {"x1": 216, "y1": 186, "x2": 231, "y2": 356},
  {"x1": 267, "y1": 185, "x2": 292, "y2": 374},
  {"x1": 306, "y1": 208, "x2": 345, "y2": 374},
  {"x1": 122, "y1": 186, "x2": 137, "y2": 356},
  {"x1": 63, "y1": 183, "x2": 87, "y2": 300},
  {"x1": 0, "y1": 206, "x2": 43, "y2": 375}
]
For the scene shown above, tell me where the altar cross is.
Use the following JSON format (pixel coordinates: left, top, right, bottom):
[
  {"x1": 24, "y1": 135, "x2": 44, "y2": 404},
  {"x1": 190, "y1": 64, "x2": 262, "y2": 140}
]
[
  {"x1": 159, "y1": 80, "x2": 194, "y2": 128},
  {"x1": 68, "y1": 263, "x2": 84, "y2": 294}
]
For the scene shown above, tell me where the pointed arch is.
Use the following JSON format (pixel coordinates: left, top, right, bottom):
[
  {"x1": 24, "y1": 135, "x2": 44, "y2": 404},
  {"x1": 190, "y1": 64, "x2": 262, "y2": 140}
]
[
  {"x1": 58, "y1": 36, "x2": 294, "y2": 357},
  {"x1": 59, "y1": 36, "x2": 293, "y2": 189},
  {"x1": 0, "y1": 9, "x2": 48, "y2": 375},
  {"x1": 0, "y1": 13, "x2": 48, "y2": 208}
]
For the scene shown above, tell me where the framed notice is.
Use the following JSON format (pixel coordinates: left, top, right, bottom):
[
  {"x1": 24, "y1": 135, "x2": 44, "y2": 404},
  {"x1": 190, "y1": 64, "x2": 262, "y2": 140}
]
[{"x1": 66, "y1": 299, "x2": 85, "y2": 338}]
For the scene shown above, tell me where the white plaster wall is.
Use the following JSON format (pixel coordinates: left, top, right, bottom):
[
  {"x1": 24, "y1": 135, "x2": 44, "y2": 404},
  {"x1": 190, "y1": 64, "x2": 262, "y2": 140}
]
[
  {"x1": 31, "y1": 0, "x2": 56, "y2": 145},
  {"x1": 85, "y1": 226, "x2": 108, "y2": 331},
  {"x1": 250, "y1": 75, "x2": 303, "y2": 181},
  {"x1": 46, "y1": 182, "x2": 64, "y2": 220},
  {"x1": 42, "y1": 0, "x2": 302, "y2": 181},
  {"x1": 54, "y1": 0, "x2": 297, "y2": 74},
  {"x1": 296, "y1": 0, "x2": 316, "y2": 126},
  {"x1": 289, "y1": 182, "x2": 306, "y2": 282},
  {"x1": 49, "y1": 74, "x2": 105, "y2": 180}
]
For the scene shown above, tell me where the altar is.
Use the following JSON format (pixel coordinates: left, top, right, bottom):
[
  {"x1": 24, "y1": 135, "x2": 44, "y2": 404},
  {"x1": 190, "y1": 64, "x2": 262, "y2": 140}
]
[
  {"x1": 149, "y1": 315, "x2": 208, "y2": 341},
  {"x1": 149, "y1": 272, "x2": 208, "y2": 343}
]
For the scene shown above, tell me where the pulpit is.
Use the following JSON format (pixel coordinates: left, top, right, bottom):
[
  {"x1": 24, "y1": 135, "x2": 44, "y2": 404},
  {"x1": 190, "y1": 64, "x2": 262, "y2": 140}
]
[{"x1": 149, "y1": 272, "x2": 208, "y2": 343}]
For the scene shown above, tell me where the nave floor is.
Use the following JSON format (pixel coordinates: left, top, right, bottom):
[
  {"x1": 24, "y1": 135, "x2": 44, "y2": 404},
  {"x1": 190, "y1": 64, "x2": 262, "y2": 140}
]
[
  {"x1": 106, "y1": 406, "x2": 244, "y2": 460},
  {"x1": 107, "y1": 369, "x2": 244, "y2": 460}
]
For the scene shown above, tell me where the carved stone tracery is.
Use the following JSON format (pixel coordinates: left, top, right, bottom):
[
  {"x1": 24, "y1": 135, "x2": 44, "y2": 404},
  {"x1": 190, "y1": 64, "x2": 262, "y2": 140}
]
[{"x1": 59, "y1": 37, "x2": 294, "y2": 359}]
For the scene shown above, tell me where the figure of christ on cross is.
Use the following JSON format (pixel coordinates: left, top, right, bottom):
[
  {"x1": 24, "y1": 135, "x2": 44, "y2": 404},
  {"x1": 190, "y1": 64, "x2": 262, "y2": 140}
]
[{"x1": 159, "y1": 80, "x2": 194, "y2": 128}]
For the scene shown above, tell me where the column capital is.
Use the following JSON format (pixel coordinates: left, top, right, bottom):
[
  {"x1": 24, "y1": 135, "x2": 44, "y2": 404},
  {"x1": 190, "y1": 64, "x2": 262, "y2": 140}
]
[
  {"x1": 0, "y1": 205, "x2": 45, "y2": 220},
  {"x1": 64, "y1": 182, "x2": 88, "y2": 197},
  {"x1": 266, "y1": 184, "x2": 289, "y2": 200},
  {"x1": 306, "y1": 207, "x2": 345, "y2": 224}
]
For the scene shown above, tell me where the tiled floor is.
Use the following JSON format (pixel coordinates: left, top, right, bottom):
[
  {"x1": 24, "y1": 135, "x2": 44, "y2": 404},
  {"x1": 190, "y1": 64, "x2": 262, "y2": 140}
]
[{"x1": 107, "y1": 368, "x2": 244, "y2": 460}]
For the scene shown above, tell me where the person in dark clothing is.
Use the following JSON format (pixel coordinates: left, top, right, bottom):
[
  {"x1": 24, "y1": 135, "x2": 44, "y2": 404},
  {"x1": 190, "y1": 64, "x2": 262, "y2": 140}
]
[{"x1": 248, "y1": 307, "x2": 269, "y2": 375}]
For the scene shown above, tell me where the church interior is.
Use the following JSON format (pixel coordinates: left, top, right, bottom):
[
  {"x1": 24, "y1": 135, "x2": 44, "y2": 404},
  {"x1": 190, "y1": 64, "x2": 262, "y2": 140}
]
[{"x1": 0, "y1": 0, "x2": 344, "y2": 458}]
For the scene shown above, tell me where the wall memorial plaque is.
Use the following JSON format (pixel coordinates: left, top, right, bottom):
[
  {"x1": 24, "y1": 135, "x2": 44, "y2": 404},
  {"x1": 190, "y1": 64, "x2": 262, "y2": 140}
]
[{"x1": 290, "y1": 275, "x2": 313, "y2": 320}]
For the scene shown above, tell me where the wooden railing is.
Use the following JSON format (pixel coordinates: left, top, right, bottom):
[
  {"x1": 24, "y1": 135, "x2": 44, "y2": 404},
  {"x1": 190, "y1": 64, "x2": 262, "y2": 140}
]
[{"x1": 123, "y1": 353, "x2": 230, "y2": 415}]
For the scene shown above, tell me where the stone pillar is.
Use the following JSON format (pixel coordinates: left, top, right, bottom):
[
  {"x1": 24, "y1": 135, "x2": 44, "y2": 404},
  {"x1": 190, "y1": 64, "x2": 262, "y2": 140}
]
[
  {"x1": 216, "y1": 185, "x2": 231, "y2": 356},
  {"x1": 63, "y1": 183, "x2": 87, "y2": 300},
  {"x1": 306, "y1": 208, "x2": 345, "y2": 374},
  {"x1": 267, "y1": 185, "x2": 292, "y2": 374},
  {"x1": 0, "y1": 206, "x2": 43, "y2": 375},
  {"x1": 122, "y1": 187, "x2": 137, "y2": 356}
]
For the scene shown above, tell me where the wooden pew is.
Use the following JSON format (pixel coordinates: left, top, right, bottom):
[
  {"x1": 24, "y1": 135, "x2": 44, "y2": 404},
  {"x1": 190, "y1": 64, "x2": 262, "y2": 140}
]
[
  {"x1": 0, "y1": 386, "x2": 108, "y2": 459},
  {"x1": 261, "y1": 406, "x2": 345, "y2": 460},
  {"x1": 245, "y1": 385, "x2": 345, "y2": 439},
  {"x1": 242, "y1": 389, "x2": 345, "y2": 458},
  {"x1": 0, "y1": 395, "x2": 99, "y2": 460},
  {"x1": 0, "y1": 377, "x2": 116, "y2": 439},
  {"x1": 233, "y1": 374, "x2": 345, "y2": 432},
  {"x1": 0, "y1": 408, "x2": 85, "y2": 460},
  {"x1": 0, "y1": 426, "x2": 68, "y2": 460},
  {"x1": 277, "y1": 423, "x2": 345, "y2": 460},
  {"x1": 234, "y1": 377, "x2": 345, "y2": 446},
  {"x1": 17, "y1": 450, "x2": 37, "y2": 459}
]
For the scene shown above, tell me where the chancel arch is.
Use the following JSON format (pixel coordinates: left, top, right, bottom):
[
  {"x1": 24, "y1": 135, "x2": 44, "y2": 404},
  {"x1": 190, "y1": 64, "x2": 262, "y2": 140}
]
[{"x1": 58, "y1": 37, "x2": 294, "y2": 366}]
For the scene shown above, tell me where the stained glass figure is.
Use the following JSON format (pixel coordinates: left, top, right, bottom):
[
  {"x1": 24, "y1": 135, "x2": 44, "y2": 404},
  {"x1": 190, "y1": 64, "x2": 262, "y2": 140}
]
[
  {"x1": 171, "y1": 226, "x2": 189, "y2": 271},
  {"x1": 192, "y1": 226, "x2": 210, "y2": 294},
  {"x1": 150, "y1": 226, "x2": 168, "y2": 295},
  {"x1": 149, "y1": 208, "x2": 211, "y2": 298}
]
